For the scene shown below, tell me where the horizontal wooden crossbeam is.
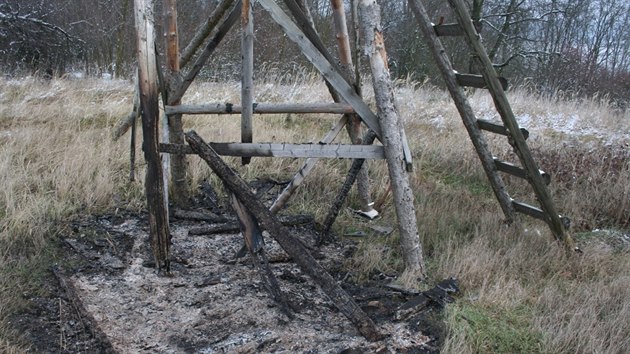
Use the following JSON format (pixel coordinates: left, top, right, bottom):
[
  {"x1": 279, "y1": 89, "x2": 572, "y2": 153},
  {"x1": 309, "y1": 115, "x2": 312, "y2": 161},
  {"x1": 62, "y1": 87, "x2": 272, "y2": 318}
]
[
  {"x1": 165, "y1": 103, "x2": 355, "y2": 115},
  {"x1": 159, "y1": 142, "x2": 385, "y2": 159}
]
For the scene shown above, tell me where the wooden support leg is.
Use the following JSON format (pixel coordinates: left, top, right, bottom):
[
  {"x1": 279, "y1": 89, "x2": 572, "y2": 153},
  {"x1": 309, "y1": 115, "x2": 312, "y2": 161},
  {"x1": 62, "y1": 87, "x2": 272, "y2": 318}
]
[
  {"x1": 359, "y1": 0, "x2": 424, "y2": 276},
  {"x1": 134, "y1": 0, "x2": 170, "y2": 272},
  {"x1": 241, "y1": 0, "x2": 254, "y2": 165}
]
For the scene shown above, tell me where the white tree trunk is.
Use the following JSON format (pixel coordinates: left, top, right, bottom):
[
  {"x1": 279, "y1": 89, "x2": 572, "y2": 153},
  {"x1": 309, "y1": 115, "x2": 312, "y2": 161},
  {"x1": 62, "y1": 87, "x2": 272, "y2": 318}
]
[{"x1": 359, "y1": 0, "x2": 424, "y2": 276}]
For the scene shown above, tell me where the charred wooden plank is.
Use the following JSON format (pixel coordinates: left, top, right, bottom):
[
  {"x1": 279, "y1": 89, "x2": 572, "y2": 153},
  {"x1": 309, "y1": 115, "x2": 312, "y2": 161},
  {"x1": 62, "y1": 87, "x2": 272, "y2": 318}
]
[
  {"x1": 188, "y1": 214, "x2": 314, "y2": 235},
  {"x1": 53, "y1": 267, "x2": 117, "y2": 353},
  {"x1": 171, "y1": 209, "x2": 229, "y2": 223},
  {"x1": 134, "y1": 0, "x2": 170, "y2": 271},
  {"x1": 321, "y1": 130, "x2": 378, "y2": 242}
]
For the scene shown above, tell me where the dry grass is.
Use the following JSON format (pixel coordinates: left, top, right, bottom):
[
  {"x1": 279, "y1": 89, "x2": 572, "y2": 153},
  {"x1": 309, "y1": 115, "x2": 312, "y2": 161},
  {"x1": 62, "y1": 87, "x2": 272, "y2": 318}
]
[{"x1": 0, "y1": 75, "x2": 628, "y2": 353}]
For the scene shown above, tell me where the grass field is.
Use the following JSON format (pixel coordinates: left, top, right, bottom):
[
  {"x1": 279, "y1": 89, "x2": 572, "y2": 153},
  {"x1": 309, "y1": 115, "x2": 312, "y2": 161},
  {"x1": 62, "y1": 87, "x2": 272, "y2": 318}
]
[{"x1": 0, "y1": 75, "x2": 628, "y2": 353}]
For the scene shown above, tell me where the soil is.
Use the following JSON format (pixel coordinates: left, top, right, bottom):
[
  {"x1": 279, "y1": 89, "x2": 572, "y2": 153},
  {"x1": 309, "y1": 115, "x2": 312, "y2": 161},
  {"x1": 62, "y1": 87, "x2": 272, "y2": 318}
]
[{"x1": 12, "y1": 182, "x2": 456, "y2": 353}]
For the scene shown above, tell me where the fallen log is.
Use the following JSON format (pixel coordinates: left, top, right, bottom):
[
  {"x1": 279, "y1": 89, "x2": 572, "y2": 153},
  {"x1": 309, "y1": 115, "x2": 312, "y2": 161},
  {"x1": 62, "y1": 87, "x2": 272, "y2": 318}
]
[
  {"x1": 172, "y1": 208, "x2": 229, "y2": 223},
  {"x1": 185, "y1": 130, "x2": 383, "y2": 341}
]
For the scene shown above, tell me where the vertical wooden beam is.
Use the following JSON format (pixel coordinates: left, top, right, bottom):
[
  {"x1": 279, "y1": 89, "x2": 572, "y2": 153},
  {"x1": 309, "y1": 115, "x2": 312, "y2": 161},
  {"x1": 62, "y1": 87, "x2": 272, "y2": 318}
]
[
  {"x1": 330, "y1": 0, "x2": 352, "y2": 65},
  {"x1": 359, "y1": 0, "x2": 424, "y2": 276},
  {"x1": 134, "y1": 0, "x2": 170, "y2": 272},
  {"x1": 164, "y1": 0, "x2": 189, "y2": 206},
  {"x1": 330, "y1": 0, "x2": 375, "y2": 216},
  {"x1": 241, "y1": 0, "x2": 254, "y2": 165}
]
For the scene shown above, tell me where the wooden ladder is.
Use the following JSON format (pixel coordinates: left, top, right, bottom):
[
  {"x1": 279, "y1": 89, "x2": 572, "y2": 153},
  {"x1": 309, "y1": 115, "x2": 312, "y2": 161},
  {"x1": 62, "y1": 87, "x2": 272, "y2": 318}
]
[{"x1": 409, "y1": 0, "x2": 576, "y2": 251}]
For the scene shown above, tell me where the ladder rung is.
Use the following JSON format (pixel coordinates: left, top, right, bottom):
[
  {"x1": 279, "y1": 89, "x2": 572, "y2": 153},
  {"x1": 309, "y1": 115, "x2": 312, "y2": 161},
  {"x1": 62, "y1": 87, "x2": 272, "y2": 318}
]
[
  {"x1": 433, "y1": 21, "x2": 482, "y2": 37},
  {"x1": 513, "y1": 200, "x2": 545, "y2": 220},
  {"x1": 455, "y1": 73, "x2": 508, "y2": 90},
  {"x1": 512, "y1": 200, "x2": 571, "y2": 228},
  {"x1": 494, "y1": 159, "x2": 551, "y2": 185},
  {"x1": 477, "y1": 119, "x2": 529, "y2": 140}
]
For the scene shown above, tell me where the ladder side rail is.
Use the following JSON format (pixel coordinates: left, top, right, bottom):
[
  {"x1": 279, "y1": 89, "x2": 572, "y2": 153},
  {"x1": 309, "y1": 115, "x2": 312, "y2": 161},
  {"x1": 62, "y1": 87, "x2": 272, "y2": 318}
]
[
  {"x1": 447, "y1": 0, "x2": 575, "y2": 249},
  {"x1": 408, "y1": 0, "x2": 515, "y2": 222}
]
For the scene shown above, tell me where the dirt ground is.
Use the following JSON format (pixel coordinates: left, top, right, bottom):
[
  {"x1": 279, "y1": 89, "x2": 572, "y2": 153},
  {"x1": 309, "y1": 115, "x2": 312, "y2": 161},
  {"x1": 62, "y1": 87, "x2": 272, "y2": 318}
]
[{"x1": 13, "y1": 184, "x2": 456, "y2": 353}]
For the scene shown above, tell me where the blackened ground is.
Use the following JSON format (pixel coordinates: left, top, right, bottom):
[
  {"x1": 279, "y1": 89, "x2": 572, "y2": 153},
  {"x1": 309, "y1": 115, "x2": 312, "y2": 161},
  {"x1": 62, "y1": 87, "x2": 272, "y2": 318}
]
[{"x1": 11, "y1": 182, "x2": 456, "y2": 353}]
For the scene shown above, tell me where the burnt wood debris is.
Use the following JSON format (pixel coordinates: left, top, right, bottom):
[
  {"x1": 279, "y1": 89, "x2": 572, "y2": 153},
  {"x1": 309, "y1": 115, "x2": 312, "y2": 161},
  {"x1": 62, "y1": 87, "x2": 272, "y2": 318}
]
[{"x1": 120, "y1": 0, "x2": 578, "y2": 343}]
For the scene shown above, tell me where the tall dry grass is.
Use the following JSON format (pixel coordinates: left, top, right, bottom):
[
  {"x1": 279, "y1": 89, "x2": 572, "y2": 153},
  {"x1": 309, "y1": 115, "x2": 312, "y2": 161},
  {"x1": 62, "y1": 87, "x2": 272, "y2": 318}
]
[
  {"x1": 0, "y1": 75, "x2": 628, "y2": 353},
  {"x1": 0, "y1": 77, "x2": 138, "y2": 351}
]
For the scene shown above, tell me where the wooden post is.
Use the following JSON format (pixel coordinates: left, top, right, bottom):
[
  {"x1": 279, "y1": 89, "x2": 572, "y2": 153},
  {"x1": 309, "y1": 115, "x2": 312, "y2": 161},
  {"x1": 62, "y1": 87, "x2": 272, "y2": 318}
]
[
  {"x1": 359, "y1": 0, "x2": 424, "y2": 276},
  {"x1": 134, "y1": 0, "x2": 170, "y2": 272},
  {"x1": 331, "y1": 0, "x2": 375, "y2": 216},
  {"x1": 185, "y1": 130, "x2": 383, "y2": 341},
  {"x1": 241, "y1": 0, "x2": 254, "y2": 165},
  {"x1": 164, "y1": 0, "x2": 189, "y2": 206}
]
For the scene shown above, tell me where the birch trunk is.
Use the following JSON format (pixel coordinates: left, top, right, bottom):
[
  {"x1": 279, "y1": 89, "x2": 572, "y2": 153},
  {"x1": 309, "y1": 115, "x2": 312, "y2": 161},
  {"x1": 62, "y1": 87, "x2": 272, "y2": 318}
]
[{"x1": 359, "y1": 0, "x2": 424, "y2": 276}]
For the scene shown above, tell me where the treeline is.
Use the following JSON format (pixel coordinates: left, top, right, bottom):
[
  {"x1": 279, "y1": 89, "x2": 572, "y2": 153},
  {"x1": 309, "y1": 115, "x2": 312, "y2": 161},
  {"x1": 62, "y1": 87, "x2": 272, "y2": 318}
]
[{"x1": 1, "y1": 0, "x2": 628, "y2": 106}]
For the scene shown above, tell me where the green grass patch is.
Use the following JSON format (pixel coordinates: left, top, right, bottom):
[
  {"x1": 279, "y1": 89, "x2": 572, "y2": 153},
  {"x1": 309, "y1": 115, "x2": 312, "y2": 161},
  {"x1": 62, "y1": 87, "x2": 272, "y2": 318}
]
[
  {"x1": 447, "y1": 302, "x2": 543, "y2": 353},
  {"x1": 440, "y1": 172, "x2": 492, "y2": 197}
]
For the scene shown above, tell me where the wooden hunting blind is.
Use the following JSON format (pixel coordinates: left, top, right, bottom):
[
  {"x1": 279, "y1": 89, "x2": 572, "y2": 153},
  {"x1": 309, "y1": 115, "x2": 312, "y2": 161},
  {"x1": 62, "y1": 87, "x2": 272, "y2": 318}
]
[{"x1": 129, "y1": 0, "x2": 577, "y2": 340}]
